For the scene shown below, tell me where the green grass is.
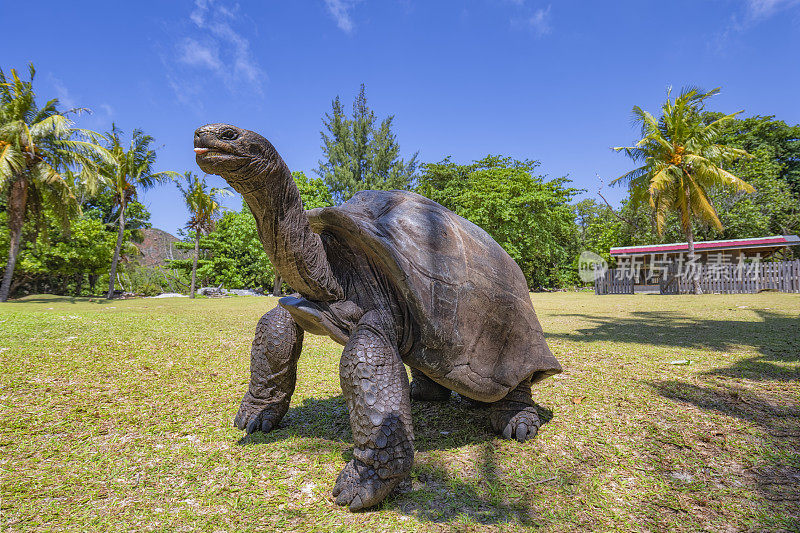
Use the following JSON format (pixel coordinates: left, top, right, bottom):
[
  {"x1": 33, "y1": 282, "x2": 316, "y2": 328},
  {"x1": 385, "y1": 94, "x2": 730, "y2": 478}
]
[{"x1": 1, "y1": 292, "x2": 799, "y2": 531}]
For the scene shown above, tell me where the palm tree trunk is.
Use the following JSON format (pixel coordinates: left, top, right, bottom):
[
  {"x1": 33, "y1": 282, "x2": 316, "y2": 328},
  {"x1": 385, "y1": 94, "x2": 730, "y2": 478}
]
[
  {"x1": 684, "y1": 185, "x2": 702, "y2": 295},
  {"x1": 0, "y1": 176, "x2": 29, "y2": 302},
  {"x1": 107, "y1": 200, "x2": 127, "y2": 299},
  {"x1": 190, "y1": 232, "x2": 199, "y2": 299}
]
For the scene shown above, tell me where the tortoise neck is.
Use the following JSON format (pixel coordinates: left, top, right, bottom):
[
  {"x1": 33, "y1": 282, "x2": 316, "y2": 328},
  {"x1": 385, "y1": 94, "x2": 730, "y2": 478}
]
[{"x1": 236, "y1": 159, "x2": 343, "y2": 302}]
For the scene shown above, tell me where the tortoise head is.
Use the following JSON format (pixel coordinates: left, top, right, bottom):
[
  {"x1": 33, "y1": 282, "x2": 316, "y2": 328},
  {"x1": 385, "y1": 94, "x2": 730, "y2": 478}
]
[{"x1": 193, "y1": 123, "x2": 283, "y2": 189}]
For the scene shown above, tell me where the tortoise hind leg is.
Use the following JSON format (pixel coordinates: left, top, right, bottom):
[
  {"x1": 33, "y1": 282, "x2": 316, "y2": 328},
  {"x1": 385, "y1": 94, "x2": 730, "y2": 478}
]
[
  {"x1": 489, "y1": 377, "x2": 541, "y2": 442},
  {"x1": 410, "y1": 367, "x2": 451, "y2": 401},
  {"x1": 234, "y1": 305, "x2": 304, "y2": 434},
  {"x1": 333, "y1": 311, "x2": 414, "y2": 511}
]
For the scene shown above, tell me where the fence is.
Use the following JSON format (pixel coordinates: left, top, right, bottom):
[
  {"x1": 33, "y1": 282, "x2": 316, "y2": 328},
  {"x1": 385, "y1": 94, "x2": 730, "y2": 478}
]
[
  {"x1": 594, "y1": 269, "x2": 634, "y2": 294},
  {"x1": 595, "y1": 259, "x2": 800, "y2": 295}
]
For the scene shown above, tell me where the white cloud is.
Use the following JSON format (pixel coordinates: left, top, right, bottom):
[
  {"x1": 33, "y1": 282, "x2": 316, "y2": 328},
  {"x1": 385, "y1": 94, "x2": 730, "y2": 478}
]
[
  {"x1": 745, "y1": 0, "x2": 800, "y2": 19},
  {"x1": 49, "y1": 76, "x2": 77, "y2": 111},
  {"x1": 712, "y1": 0, "x2": 799, "y2": 53},
  {"x1": 168, "y1": 0, "x2": 265, "y2": 102},
  {"x1": 527, "y1": 5, "x2": 551, "y2": 36},
  {"x1": 504, "y1": 0, "x2": 552, "y2": 37},
  {"x1": 509, "y1": 3, "x2": 552, "y2": 36},
  {"x1": 178, "y1": 38, "x2": 222, "y2": 71},
  {"x1": 324, "y1": 0, "x2": 362, "y2": 34}
]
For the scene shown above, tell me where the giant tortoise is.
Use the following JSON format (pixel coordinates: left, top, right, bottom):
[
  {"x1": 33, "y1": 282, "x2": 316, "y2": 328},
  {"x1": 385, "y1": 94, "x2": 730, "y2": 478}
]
[{"x1": 193, "y1": 124, "x2": 561, "y2": 510}]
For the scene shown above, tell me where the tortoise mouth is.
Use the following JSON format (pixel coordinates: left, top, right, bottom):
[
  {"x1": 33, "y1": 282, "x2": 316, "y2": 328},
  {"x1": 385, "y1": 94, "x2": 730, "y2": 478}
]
[
  {"x1": 194, "y1": 148, "x2": 232, "y2": 161},
  {"x1": 193, "y1": 141, "x2": 248, "y2": 176}
]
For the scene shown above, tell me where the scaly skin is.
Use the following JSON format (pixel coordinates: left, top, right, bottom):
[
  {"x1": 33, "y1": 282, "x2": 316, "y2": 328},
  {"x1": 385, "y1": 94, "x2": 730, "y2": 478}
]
[
  {"x1": 333, "y1": 311, "x2": 414, "y2": 511},
  {"x1": 194, "y1": 124, "x2": 343, "y2": 302},
  {"x1": 409, "y1": 367, "x2": 451, "y2": 402},
  {"x1": 234, "y1": 305, "x2": 304, "y2": 434},
  {"x1": 488, "y1": 377, "x2": 541, "y2": 442}
]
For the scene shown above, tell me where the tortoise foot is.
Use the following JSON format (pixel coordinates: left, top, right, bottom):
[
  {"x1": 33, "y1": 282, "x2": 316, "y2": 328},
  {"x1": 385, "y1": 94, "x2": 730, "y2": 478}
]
[
  {"x1": 233, "y1": 392, "x2": 282, "y2": 434},
  {"x1": 490, "y1": 404, "x2": 541, "y2": 442},
  {"x1": 332, "y1": 458, "x2": 405, "y2": 511}
]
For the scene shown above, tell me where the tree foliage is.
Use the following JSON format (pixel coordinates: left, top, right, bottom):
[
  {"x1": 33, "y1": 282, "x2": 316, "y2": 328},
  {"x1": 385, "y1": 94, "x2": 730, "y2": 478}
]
[
  {"x1": 705, "y1": 113, "x2": 800, "y2": 198},
  {"x1": 604, "y1": 114, "x2": 800, "y2": 255},
  {"x1": 177, "y1": 172, "x2": 231, "y2": 236},
  {"x1": 612, "y1": 87, "x2": 753, "y2": 234},
  {"x1": 317, "y1": 84, "x2": 417, "y2": 204},
  {"x1": 175, "y1": 171, "x2": 231, "y2": 297},
  {"x1": 0, "y1": 208, "x2": 118, "y2": 295},
  {"x1": 0, "y1": 64, "x2": 111, "y2": 300},
  {"x1": 574, "y1": 199, "x2": 623, "y2": 263},
  {"x1": 294, "y1": 170, "x2": 334, "y2": 209},
  {"x1": 101, "y1": 124, "x2": 177, "y2": 298}
]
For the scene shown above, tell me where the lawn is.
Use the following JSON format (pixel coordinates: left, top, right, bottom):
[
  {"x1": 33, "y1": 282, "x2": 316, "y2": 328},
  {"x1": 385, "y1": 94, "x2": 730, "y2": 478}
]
[{"x1": 1, "y1": 292, "x2": 798, "y2": 532}]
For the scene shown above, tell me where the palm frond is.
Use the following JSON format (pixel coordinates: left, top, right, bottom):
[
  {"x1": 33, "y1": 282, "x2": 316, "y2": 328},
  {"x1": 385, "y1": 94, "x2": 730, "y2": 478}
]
[
  {"x1": 689, "y1": 183, "x2": 723, "y2": 230},
  {"x1": 610, "y1": 165, "x2": 648, "y2": 186},
  {"x1": 0, "y1": 143, "x2": 26, "y2": 181},
  {"x1": 613, "y1": 85, "x2": 754, "y2": 237}
]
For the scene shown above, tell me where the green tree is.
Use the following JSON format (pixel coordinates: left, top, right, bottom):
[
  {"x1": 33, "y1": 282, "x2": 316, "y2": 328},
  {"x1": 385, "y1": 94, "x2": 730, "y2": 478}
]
[
  {"x1": 82, "y1": 188, "x2": 152, "y2": 237},
  {"x1": 610, "y1": 118, "x2": 800, "y2": 252},
  {"x1": 317, "y1": 84, "x2": 417, "y2": 204},
  {"x1": 101, "y1": 124, "x2": 177, "y2": 298},
  {"x1": 0, "y1": 65, "x2": 110, "y2": 301},
  {"x1": 167, "y1": 200, "x2": 272, "y2": 291},
  {"x1": 574, "y1": 199, "x2": 623, "y2": 264},
  {"x1": 417, "y1": 156, "x2": 580, "y2": 289},
  {"x1": 0, "y1": 207, "x2": 118, "y2": 296},
  {"x1": 176, "y1": 172, "x2": 231, "y2": 298},
  {"x1": 294, "y1": 170, "x2": 334, "y2": 209},
  {"x1": 704, "y1": 113, "x2": 800, "y2": 198},
  {"x1": 612, "y1": 87, "x2": 753, "y2": 294}
]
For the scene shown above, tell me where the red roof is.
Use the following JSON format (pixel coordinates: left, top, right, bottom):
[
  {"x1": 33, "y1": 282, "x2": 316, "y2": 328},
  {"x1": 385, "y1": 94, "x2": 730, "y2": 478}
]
[{"x1": 610, "y1": 235, "x2": 800, "y2": 256}]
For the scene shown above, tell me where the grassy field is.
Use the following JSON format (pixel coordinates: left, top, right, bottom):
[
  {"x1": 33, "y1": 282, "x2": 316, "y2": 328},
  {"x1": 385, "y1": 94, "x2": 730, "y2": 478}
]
[{"x1": 1, "y1": 292, "x2": 798, "y2": 532}]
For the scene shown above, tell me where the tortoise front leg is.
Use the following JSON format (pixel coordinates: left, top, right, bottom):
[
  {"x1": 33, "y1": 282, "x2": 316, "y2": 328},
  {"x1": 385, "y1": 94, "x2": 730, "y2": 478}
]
[
  {"x1": 333, "y1": 311, "x2": 414, "y2": 511},
  {"x1": 234, "y1": 305, "x2": 304, "y2": 434}
]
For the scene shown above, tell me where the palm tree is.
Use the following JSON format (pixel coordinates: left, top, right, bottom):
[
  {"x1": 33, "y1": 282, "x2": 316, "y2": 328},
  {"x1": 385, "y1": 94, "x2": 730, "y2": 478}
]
[
  {"x1": 102, "y1": 125, "x2": 177, "y2": 299},
  {"x1": 612, "y1": 87, "x2": 754, "y2": 294},
  {"x1": 176, "y1": 172, "x2": 231, "y2": 298},
  {"x1": 0, "y1": 65, "x2": 110, "y2": 302}
]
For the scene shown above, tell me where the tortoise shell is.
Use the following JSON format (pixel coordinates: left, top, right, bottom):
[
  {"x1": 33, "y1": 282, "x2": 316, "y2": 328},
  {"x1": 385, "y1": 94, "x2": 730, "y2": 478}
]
[{"x1": 307, "y1": 190, "x2": 561, "y2": 402}]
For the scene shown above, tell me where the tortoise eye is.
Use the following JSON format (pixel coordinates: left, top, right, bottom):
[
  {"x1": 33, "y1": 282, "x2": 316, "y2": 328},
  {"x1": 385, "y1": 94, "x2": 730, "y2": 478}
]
[{"x1": 220, "y1": 129, "x2": 238, "y2": 140}]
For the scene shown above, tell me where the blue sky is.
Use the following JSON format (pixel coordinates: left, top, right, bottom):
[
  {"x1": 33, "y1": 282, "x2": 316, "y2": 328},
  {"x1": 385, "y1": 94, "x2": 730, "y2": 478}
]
[{"x1": 5, "y1": 0, "x2": 800, "y2": 235}]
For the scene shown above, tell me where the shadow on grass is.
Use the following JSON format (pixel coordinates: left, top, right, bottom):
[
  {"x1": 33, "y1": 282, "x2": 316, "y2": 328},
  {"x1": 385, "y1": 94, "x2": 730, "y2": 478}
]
[
  {"x1": 237, "y1": 393, "x2": 555, "y2": 525},
  {"x1": 549, "y1": 309, "x2": 800, "y2": 381},
  {"x1": 652, "y1": 380, "x2": 800, "y2": 511},
  {"x1": 552, "y1": 307, "x2": 800, "y2": 525}
]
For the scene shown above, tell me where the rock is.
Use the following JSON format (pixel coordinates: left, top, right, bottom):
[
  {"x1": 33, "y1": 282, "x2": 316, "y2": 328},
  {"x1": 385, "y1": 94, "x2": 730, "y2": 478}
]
[
  {"x1": 228, "y1": 289, "x2": 265, "y2": 297},
  {"x1": 198, "y1": 287, "x2": 228, "y2": 297}
]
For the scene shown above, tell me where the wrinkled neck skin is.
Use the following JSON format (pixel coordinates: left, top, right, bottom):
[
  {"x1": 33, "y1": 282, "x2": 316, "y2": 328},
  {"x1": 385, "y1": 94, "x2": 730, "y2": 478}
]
[{"x1": 227, "y1": 156, "x2": 344, "y2": 302}]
